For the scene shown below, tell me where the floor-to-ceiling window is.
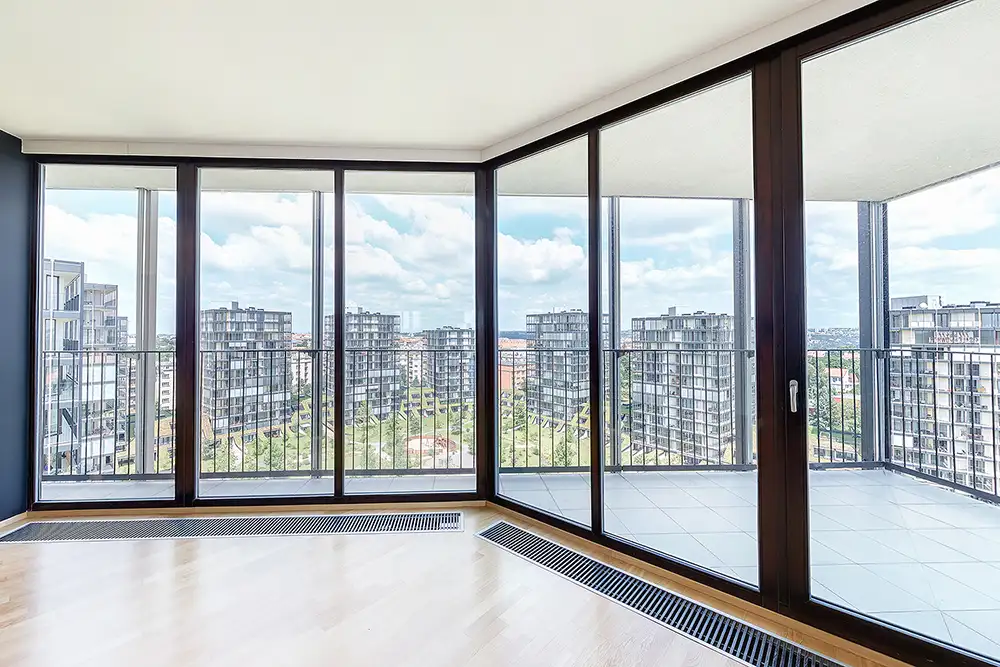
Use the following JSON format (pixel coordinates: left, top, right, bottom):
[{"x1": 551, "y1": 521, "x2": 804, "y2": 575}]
[
  {"x1": 495, "y1": 137, "x2": 591, "y2": 524},
  {"x1": 197, "y1": 169, "x2": 333, "y2": 498},
  {"x1": 343, "y1": 172, "x2": 476, "y2": 494},
  {"x1": 37, "y1": 164, "x2": 176, "y2": 501},
  {"x1": 599, "y1": 75, "x2": 759, "y2": 585},
  {"x1": 803, "y1": 0, "x2": 1000, "y2": 659}
]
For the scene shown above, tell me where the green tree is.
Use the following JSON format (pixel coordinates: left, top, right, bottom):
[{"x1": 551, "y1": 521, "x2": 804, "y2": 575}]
[
  {"x1": 806, "y1": 353, "x2": 862, "y2": 461},
  {"x1": 384, "y1": 409, "x2": 407, "y2": 468},
  {"x1": 552, "y1": 422, "x2": 577, "y2": 468}
]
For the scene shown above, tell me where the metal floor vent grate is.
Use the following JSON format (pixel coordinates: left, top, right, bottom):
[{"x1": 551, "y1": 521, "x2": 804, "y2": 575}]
[
  {"x1": 478, "y1": 522, "x2": 840, "y2": 667},
  {"x1": 0, "y1": 512, "x2": 463, "y2": 543}
]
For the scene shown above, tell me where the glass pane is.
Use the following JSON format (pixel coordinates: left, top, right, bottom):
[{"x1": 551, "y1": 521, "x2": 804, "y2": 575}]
[
  {"x1": 38, "y1": 165, "x2": 176, "y2": 501},
  {"x1": 599, "y1": 74, "x2": 757, "y2": 585},
  {"x1": 343, "y1": 171, "x2": 476, "y2": 494},
  {"x1": 496, "y1": 137, "x2": 591, "y2": 525},
  {"x1": 805, "y1": 202, "x2": 861, "y2": 464},
  {"x1": 804, "y1": 0, "x2": 1000, "y2": 659},
  {"x1": 198, "y1": 169, "x2": 332, "y2": 497}
]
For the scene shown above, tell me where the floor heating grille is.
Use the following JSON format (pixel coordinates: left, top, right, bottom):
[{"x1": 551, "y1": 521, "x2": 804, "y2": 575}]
[
  {"x1": 0, "y1": 511, "x2": 463, "y2": 543},
  {"x1": 478, "y1": 521, "x2": 840, "y2": 667}
]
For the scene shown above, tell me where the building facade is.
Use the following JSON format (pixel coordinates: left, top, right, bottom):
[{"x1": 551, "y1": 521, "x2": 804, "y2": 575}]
[
  {"x1": 629, "y1": 308, "x2": 735, "y2": 465},
  {"x1": 200, "y1": 302, "x2": 293, "y2": 440},
  {"x1": 422, "y1": 327, "x2": 475, "y2": 404},
  {"x1": 888, "y1": 295, "x2": 1000, "y2": 494},
  {"x1": 525, "y1": 310, "x2": 591, "y2": 423},
  {"x1": 39, "y1": 259, "x2": 128, "y2": 475},
  {"x1": 499, "y1": 363, "x2": 528, "y2": 392},
  {"x1": 327, "y1": 308, "x2": 403, "y2": 422}
]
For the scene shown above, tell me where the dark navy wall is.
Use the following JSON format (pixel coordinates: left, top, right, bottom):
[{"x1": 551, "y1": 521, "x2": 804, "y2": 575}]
[{"x1": 0, "y1": 131, "x2": 31, "y2": 519}]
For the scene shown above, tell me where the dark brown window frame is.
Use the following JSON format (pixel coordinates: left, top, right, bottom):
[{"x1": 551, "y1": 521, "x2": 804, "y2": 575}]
[{"x1": 25, "y1": 2, "x2": 996, "y2": 666}]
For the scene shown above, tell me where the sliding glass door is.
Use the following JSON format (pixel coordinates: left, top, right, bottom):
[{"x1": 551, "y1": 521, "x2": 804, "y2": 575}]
[{"x1": 801, "y1": 0, "x2": 1000, "y2": 661}]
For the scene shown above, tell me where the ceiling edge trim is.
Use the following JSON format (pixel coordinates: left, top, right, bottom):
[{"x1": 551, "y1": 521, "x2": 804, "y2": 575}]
[
  {"x1": 480, "y1": 0, "x2": 874, "y2": 161},
  {"x1": 20, "y1": 139, "x2": 482, "y2": 163}
]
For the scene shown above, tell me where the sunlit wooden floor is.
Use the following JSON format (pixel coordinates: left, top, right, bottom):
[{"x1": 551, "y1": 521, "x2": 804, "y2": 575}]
[{"x1": 0, "y1": 506, "x2": 895, "y2": 667}]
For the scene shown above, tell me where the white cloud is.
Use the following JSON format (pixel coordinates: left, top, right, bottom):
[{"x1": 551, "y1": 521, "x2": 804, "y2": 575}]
[
  {"x1": 201, "y1": 224, "x2": 311, "y2": 272},
  {"x1": 43, "y1": 204, "x2": 178, "y2": 335},
  {"x1": 47, "y1": 168, "x2": 1000, "y2": 336},
  {"x1": 497, "y1": 196, "x2": 588, "y2": 220},
  {"x1": 888, "y1": 169, "x2": 1000, "y2": 245}
]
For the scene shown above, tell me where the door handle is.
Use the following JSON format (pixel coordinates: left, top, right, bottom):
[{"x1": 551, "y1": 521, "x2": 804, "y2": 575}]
[{"x1": 789, "y1": 379, "x2": 799, "y2": 413}]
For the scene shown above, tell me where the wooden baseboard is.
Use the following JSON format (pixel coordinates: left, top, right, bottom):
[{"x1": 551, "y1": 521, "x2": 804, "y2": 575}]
[
  {"x1": 486, "y1": 502, "x2": 907, "y2": 667},
  {"x1": 0, "y1": 511, "x2": 28, "y2": 531}
]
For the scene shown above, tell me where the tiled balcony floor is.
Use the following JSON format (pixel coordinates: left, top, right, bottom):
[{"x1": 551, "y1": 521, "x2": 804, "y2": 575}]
[
  {"x1": 500, "y1": 468, "x2": 1000, "y2": 659},
  {"x1": 36, "y1": 468, "x2": 1000, "y2": 659}
]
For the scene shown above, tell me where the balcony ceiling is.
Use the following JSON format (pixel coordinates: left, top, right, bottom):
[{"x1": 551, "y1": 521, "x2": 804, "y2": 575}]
[{"x1": 9, "y1": 1, "x2": 1000, "y2": 202}]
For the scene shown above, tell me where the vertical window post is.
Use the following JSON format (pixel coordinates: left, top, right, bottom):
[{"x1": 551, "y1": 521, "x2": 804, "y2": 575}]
[
  {"x1": 475, "y1": 166, "x2": 497, "y2": 499},
  {"x1": 175, "y1": 164, "x2": 199, "y2": 506},
  {"x1": 588, "y1": 129, "x2": 605, "y2": 533},
  {"x1": 333, "y1": 170, "x2": 346, "y2": 497}
]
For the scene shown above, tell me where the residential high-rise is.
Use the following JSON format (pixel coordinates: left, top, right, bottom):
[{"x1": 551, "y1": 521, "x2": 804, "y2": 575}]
[
  {"x1": 39, "y1": 259, "x2": 128, "y2": 475},
  {"x1": 200, "y1": 302, "x2": 293, "y2": 440},
  {"x1": 422, "y1": 327, "x2": 475, "y2": 404},
  {"x1": 156, "y1": 356, "x2": 174, "y2": 412},
  {"x1": 629, "y1": 308, "x2": 735, "y2": 465},
  {"x1": 82, "y1": 283, "x2": 126, "y2": 349},
  {"x1": 888, "y1": 295, "x2": 1000, "y2": 493},
  {"x1": 326, "y1": 307, "x2": 402, "y2": 422},
  {"x1": 398, "y1": 335, "x2": 425, "y2": 385},
  {"x1": 525, "y1": 310, "x2": 590, "y2": 422}
]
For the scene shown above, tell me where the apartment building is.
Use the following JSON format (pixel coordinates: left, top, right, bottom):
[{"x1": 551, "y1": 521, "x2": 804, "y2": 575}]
[
  {"x1": 525, "y1": 310, "x2": 591, "y2": 422},
  {"x1": 326, "y1": 308, "x2": 402, "y2": 421},
  {"x1": 499, "y1": 363, "x2": 528, "y2": 392},
  {"x1": 889, "y1": 295, "x2": 1000, "y2": 493},
  {"x1": 422, "y1": 327, "x2": 475, "y2": 404},
  {"x1": 398, "y1": 335, "x2": 426, "y2": 385},
  {"x1": 629, "y1": 308, "x2": 735, "y2": 465},
  {"x1": 200, "y1": 302, "x2": 293, "y2": 440},
  {"x1": 82, "y1": 283, "x2": 127, "y2": 349},
  {"x1": 39, "y1": 259, "x2": 128, "y2": 474},
  {"x1": 156, "y1": 356, "x2": 174, "y2": 412}
]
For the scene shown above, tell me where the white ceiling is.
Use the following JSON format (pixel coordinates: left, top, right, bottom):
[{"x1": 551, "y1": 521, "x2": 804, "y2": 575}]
[
  {"x1": 18, "y1": 0, "x2": 1000, "y2": 201},
  {"x1": 1, "y1": 0, "x2": 855, "y2": 158}
]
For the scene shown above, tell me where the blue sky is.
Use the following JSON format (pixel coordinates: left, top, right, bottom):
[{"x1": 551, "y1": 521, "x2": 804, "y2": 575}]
[{"x1": 41, "y1": 166, "x2": 1000, "y2": 336}]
